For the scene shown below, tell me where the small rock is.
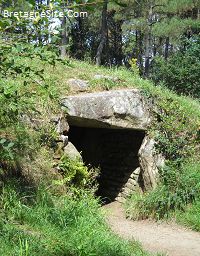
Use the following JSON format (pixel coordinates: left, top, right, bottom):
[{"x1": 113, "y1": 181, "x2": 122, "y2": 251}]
[
  {"x1": 94, "y1": 74, "x2": 119, "y2": 81},
  {"x1": 116, "y1": 196, "x2": 125, "y2": 203},
  {"x1": 60, "y1": 135, "x2": 68, "y2": 147},
  {"x1": 127, "y1": 178, "x2": 137, "y2": 186},
  {"x1": 56, "y1": 115, "x2": 69, "y2": 135},
  {"x1": 53, "y1": 142, "x2": 64, "y2": 160},
  {"x1": 122, "y1": 187, "x2": 132, "y2": 194},
  {"x1": 126, "y1": 183, "x2": 136, "y2": 190},
  {"x1": 133, "y1": 167, "x2": 141, "y2": 175},
  {"x1": 50, "y1": 116, "x2": 60, "y2": 123},
  {"x1": 67, "y1": 79, "x2": 88, "y2": 92},
  {"x1": 64, "y1": 142, "x2": 82, "y2": 161}
]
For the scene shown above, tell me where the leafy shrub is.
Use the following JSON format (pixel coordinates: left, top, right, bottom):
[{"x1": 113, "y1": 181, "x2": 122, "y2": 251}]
[
  {"x1": 142, "y1": 85, "x2": 200, "y2": 166},
  {"x1": 129, "y1": 57, "x2": 139, "y2": 75},
  {"x1": 0, "y1": 42, "x2": 66, "y2": 165},
  {"x1": 150, "y1": 36, "x2": 200, "y2": 98},
  {"x1": 56, "y1": 155, "x2": 99, "y2": 192},
  {"x1": 58, "y1": 155, "x2": 89, "y2": 186},
  {"x1": 153, "y1": 98, "x2": 199, "y2": 163},
  {"x1": 126, "y1": 161, "x2": 200, "y2": 220}
]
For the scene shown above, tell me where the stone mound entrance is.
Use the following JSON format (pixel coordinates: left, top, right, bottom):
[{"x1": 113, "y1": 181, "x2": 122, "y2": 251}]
[
  {"x1": 68, "y1": 126, "x2": 145, "y2": 202},
  {"x1": 61, "y1": 89, "x2": 162, "y2": 202}
]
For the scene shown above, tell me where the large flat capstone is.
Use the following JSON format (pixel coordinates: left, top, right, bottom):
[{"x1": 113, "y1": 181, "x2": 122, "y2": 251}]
[{"x1": 61, "y1": 89, "x2": 151, "y2": 130}]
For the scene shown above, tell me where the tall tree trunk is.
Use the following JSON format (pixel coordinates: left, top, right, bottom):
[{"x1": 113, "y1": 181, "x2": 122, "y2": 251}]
[
  {"x1": 115, "y1": 20, "x2": 123, "y2": 66},
  {"x1": 144, "y1": 6, "x2": 153, "y2": 77},
  {"x1": 60, "y1": 0, "x2": 69, "y2": 58},
  {"x1": 164, "y1": 37, "x2": 169, "y2": 60},
  {"x1": 153, "y1": 37, "x2": 157, "y2": 57},
  {"x1": 60, "y1": 15, "x2": 68, "y2": 58},
  {"x1": 96, "y1": 0, "x2": 108, "y2": 66},
  {"x1": 136, "y1": 30, "x2": 143, "y2": 73},
  {"x1": 77, "y1": 16, "x2": 85, "y2": 59},
  {"x1": 144, "y1": 29, "x2": 151, "y2": 77},
  {"x1": 158, "y1": 37, "x2": 163, "y2": 56},
  {"x1": 46, "y1": 0, "x2": 50, "y2": 44}
]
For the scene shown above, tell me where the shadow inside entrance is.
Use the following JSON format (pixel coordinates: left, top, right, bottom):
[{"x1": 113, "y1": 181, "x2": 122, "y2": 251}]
[{"x1": 68, "y1": 126, "x2": 145, "y2": 203}]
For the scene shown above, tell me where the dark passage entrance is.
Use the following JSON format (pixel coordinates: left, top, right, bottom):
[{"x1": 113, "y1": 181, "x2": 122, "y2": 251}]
[{"x1": 68, "y1": 126, "x2": 145, "y2": 202}]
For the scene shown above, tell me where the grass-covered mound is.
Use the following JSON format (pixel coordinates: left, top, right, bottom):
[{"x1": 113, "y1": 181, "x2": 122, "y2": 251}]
[
  {"x1": 49, "y1": 57, "x2": 200, "y2": 228},
  {"x1": 1, "y1": 41, "x2": 200, "y2": 244},
  {"x1": 0, "y1": 43, "x2": 155, "y2": 255}
]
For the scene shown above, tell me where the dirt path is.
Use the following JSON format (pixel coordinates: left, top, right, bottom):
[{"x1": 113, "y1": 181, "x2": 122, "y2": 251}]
[{"x1": 103, "y1": 202, "x2": 200, "y2": 256}]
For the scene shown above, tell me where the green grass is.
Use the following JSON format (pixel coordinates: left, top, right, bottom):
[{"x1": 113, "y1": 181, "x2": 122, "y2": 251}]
[
  {"x1": 0, "y1": 179, "x2": 152, "y2": 256},
  {"x1": 176, "y1": 201, "x2": 200, "y2": 232},
  {"x1": 125, "y1": 161, "x2": 200, "y2": 224}
]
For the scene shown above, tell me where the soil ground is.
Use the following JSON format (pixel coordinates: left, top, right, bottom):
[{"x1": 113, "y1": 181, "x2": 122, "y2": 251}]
[{"x1": 103, "y1": 202, "x2": 200, "y2": 256}]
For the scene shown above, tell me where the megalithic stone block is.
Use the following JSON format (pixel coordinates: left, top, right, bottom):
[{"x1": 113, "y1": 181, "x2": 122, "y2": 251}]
[{"x1": 61, "y1": 89, "x2": 151, "y2": 130}]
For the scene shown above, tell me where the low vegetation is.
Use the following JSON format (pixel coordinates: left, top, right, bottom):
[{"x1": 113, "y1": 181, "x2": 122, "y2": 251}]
[
  {"x1": 125, "y1": 82, "x2": 200, "y2": 226},
  {"x1": 0, "y1": 179, "x2": 150, "y2": 256},
  {"x1": 1, "y1": 39, "x2": 200, "y2": 256},
  {"x1": 176, "y1": 201, "x2": 200, "y2": 232},
  {"x1": 126, "y1": 161, "x2": 200, "y2": 220}
]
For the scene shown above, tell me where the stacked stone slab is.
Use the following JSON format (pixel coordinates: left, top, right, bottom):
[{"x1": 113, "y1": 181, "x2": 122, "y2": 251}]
[
  {"x1": 116, "y1": 167, "x2": 141, "y2": 202},
  {"x1": 61, "y1": 89, "x2": 151, "y2": 130}
]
